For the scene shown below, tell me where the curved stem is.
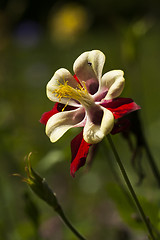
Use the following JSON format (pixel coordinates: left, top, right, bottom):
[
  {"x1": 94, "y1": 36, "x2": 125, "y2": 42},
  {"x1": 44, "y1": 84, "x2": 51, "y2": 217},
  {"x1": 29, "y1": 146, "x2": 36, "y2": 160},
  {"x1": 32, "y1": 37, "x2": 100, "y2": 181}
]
[
  {"x1": 55, "y1": 205, "x2": 87, "y2": 240},
  {"x1": 24, "y1": 157, "x2": 87, "y2": 240},
  {"x1": 107, "y1": 134, "x2": 156, "y2": 240}
]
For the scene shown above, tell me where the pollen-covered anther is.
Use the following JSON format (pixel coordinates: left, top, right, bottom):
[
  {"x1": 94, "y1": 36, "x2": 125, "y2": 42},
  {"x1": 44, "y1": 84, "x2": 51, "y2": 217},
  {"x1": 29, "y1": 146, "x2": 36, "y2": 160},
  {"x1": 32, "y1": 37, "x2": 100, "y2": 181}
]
[{"x1": 52, "y1": 79, "x2": 94, "y2": 109}]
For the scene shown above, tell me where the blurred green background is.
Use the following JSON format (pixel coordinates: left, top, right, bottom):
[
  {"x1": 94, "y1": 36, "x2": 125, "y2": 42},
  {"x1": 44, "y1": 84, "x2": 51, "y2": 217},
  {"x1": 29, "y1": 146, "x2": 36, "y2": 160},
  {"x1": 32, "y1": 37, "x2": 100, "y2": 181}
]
[{"x1": 0, "y1": 0, "x2": 160, "y2": 239}]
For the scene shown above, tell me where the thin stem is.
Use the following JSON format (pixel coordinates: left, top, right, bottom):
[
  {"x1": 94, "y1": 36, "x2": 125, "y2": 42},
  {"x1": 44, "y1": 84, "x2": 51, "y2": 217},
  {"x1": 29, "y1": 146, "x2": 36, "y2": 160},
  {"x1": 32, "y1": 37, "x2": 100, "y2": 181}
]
[
  {"x1": 133, "y1": 111, "x2": 160, "y2": 187},
  {"x1": 55, "y1": 205, "x2": 87, "y2": 240},
  {"x1": 24, "y1": 157, "x2": 87, "y2": 240},
  {"x1": 103, "y1": 141, "x2": 136, "y2": 210},
  {"x1": 107, "y1": 134, "x2": 156, "y2": 240},
  {"x1": 143, "y1": 138, "x2": 160, "y2": 187}
]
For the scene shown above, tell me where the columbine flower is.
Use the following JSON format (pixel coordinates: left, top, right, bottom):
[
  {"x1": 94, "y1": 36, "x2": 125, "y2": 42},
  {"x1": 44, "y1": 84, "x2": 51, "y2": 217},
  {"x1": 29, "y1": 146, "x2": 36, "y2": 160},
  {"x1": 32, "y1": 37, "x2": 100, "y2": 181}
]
[{"x1": 40, "y1": 50, "x2": 140, "y2": 176}]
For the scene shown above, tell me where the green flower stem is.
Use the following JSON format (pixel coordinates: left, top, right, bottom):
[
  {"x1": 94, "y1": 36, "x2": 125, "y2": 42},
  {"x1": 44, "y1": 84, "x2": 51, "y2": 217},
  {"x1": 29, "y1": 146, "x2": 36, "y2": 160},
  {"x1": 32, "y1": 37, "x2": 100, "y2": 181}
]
[
  {"x1": 104, "y1": 141, "x2": 136, "y2": 210},
  {"x1": 106, "y1": 134, "x2": 156, "y2": 240},
  {"x1": 24, "y1": 159, "x2": 87, "y2": 240},
  {"x1": 55, "y1": 205, "x2": 87, "y2": 240}
]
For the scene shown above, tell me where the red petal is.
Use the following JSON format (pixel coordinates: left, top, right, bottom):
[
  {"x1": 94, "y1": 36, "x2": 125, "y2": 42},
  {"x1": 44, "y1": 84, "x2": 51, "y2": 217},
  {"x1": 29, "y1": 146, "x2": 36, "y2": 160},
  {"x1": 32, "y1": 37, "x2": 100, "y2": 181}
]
[
  {"x1": 101, "y1": 98, "x2": 141, "y2": 119},
  {"x1": 39, "y1": 103, "x2": 59, "y2": 125},
  {"x1": 70, "y1": 131, "x2": 91, "y2": 177}
]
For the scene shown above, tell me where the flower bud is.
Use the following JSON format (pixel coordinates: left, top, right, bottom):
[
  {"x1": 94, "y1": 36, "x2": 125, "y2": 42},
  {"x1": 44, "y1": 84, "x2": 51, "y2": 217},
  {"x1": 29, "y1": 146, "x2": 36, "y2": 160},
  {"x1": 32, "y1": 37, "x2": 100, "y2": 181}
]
[{"x1": 24, "y1": 154, "x2": 60, "y2": 211}]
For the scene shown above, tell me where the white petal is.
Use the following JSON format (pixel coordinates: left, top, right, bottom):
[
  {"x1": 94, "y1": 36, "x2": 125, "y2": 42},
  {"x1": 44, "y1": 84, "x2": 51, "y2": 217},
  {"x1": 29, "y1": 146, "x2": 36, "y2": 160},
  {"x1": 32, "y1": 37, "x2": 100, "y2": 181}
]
[
  {"x1": 47, "y1": 68, "x2": 80, "y2": 106},
  {"x1": 101, "y1": 70, "x2": 125, "y2": 100},
  {"x1": 83, "y1": 107, "x2": 114, "y2": 144},
  {"x1": 46, "y1": 108, "x2": 85, "y2": 142},
  {"x1": 73, "y1": 50, "x2": 105, "y2": 94}
]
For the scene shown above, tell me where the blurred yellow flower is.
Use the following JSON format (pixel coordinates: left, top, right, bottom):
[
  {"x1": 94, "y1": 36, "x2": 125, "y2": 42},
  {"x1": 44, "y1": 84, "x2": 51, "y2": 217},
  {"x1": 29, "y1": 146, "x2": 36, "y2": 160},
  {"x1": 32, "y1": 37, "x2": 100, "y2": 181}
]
[{"x1": 48, "y1": 3, "x2": 90, "y2": 44}]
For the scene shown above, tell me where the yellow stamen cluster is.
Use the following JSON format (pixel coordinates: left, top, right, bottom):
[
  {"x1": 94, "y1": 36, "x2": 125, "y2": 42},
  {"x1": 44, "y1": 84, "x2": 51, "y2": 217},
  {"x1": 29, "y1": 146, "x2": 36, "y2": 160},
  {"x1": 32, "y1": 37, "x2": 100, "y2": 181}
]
[{"x1": 52, "y1": 80, "x2": 94, "y2": 110}]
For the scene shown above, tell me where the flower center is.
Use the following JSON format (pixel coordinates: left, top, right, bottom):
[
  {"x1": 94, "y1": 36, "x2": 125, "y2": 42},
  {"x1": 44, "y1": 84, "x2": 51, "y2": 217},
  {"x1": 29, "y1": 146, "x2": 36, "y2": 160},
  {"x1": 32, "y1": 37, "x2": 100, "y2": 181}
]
[{"x1": 52, "y1": 80, "x2": 94, "y2": 109}]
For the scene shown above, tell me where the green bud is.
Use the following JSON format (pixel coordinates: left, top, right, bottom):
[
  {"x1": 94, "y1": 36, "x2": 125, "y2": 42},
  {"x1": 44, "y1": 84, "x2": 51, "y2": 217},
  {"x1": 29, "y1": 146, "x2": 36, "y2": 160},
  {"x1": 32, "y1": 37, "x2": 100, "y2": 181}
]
[{"x1": 24, "y1": 153, "x2": 60, "y2": 211}]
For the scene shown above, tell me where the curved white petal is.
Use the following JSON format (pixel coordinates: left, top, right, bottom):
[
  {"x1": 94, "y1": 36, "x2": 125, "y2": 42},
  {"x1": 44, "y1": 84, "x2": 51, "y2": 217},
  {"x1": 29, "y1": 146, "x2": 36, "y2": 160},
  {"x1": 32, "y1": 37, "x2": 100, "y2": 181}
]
[
  {"x1": 46, "y1": 108, "x2": 85, "y2": 142},
  {"x1": 47, "y1": 68, "x2": 80, "y2": 106},
  {"x1": 101, "y1": 70, "x2": 125, "y2": 100},
  {"x1": 73, "y1": 50, "x2": 105, "y2": 94},
  {"x1": 83, "y1": 107, "x2": 114, "y2": 144}
]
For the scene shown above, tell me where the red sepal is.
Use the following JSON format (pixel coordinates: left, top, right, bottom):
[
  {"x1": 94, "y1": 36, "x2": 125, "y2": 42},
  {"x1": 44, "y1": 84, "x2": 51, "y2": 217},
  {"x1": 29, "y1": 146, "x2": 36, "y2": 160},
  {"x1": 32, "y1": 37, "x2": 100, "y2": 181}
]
[
  {"x1": 70, "y1": 131, "x2": 91, "y2": 177},
  {"x1": 39, "y1": 103, "x2": 60, "y2": 125},
  {"x1": 101, "y1": 98, "x2": 141, "y2": 119},
  {"x1": 40, "y1": 103, "x2": 77, "y2": 125}
]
